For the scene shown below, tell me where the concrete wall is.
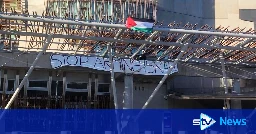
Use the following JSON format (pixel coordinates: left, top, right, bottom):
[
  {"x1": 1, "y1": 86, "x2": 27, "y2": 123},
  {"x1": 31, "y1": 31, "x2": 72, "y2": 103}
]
[
  {"x1": 157, "y1": 0, "x2": 255, "y2": 29},
  {"x1": 168, "y1": 76, "x2": 233, "y2": 94},
  {"x1": 116, "y1": 82, "x2": 168, "y2": 109},
  {"x1": 15, "y1": 0, "x2": 256, "y2": 53},
  {"x1": 27, "y1": 0, "x2": 45, "y2": 15},
  {"x1": 24, "y1": 0, "x2": 256, "y2": 29},
  {"x1": 157, "y1": 0, "x2": 212, "y2": 26},
  {"x1": 214, "y1": 0, "x2": 254, "y2": 29}
]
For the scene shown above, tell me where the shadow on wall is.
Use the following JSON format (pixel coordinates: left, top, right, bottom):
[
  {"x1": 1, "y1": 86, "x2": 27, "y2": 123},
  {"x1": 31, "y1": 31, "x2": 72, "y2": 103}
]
[
  {"x1": 239, "y1": 9, "x2": 256, "y2": 29},
  {"x1": 156, "y1": 0, "x2": 215, "y2": 28},
  {"x1": 0, "y1": 1, "x2": 2, "y2": 9}
]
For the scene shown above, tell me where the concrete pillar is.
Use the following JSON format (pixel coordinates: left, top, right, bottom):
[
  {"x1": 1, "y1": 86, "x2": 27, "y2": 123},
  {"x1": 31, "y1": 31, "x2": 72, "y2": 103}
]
[
  {"x1": 123, "y1": 74, "x2": 133, "y2": 109},
  {"x1": 62, "y1": 72, "x2": 66, "y2": 108},
  {"x1": 231, "y1": 79, "x2": 241, "y2": 109},
  {"x1": 231, "y1": 79, "x2": 246, "y2": 134},
  {"x1": 87, "y1": 73, "x2": 92, "y2": 108},
  {"x1": 121, "y1": 74, "x2": 137, "y2": 134},
  {"x1": 2, "y1": 70, "x2": 7, "y2": 108},
  {"x1": 47, "y1": 71, "x2": 52, "y2": 108},
  {"x1": 94, "y1": 74, "x2": 98, "y2": 109}
]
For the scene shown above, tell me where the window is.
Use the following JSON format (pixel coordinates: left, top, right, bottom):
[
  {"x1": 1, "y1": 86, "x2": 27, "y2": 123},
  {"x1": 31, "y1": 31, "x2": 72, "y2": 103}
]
[
  {"x1": 29, "y1": 81, "x2": 48, "y2": 88},
  {"x1": 7, "y1": 80, "x2": 15, "y2": 91},
  {"x1": 0, "y1": 78, "x2": 4, "y2": 91},
  {"x1": 67, "y1": 82, "x2": 87, "y2": 89},
  {"x1": 51, "y1": 81, "x2": 63, "y2": 95},
  {"x1": 98, "y1": 84, "x2": 109, "y2": 92}
]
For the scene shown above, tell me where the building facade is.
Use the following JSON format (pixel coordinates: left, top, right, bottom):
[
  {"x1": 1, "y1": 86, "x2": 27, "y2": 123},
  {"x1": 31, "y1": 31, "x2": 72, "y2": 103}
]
[
  {"x1": 157, "y1": 0, "x2": 256, "y2": 29},
  {"x1": 0, "y1": 0, "x2": 256, "y2": 110},
  {"x1": 0, "y1": 0, "x2": 169, "y2": 109}
]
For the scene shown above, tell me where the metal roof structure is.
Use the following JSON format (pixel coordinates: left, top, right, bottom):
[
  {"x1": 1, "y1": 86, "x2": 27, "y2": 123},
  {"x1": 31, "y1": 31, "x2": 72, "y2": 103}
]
[
  {"x1": 1, "y1": 13, "x2": 256, "y2": 67},
  {"x1": 1, "y1": 12, "x2": 256, "y2": 126}
]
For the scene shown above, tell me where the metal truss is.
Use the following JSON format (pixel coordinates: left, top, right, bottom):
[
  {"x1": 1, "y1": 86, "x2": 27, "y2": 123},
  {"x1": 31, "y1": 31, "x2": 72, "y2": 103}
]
[
  {"x1": 1, "y1": 13, "x2": 256, "y2": 115},
  {"x1": 0, "y1": 14, "x2": 256, "y2": 67},
  {"x1": 135, "y1": 43, "x2": 189, "y2": 121},
  {"x1": 0, "y1": 34, "x2": 52, "y2": 119}
]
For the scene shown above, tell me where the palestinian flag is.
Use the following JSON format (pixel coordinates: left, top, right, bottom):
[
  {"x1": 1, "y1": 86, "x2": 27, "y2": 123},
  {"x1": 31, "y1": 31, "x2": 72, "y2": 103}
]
[{"x1": 126, "y1": 17, "x2": 154, "y2": 33}]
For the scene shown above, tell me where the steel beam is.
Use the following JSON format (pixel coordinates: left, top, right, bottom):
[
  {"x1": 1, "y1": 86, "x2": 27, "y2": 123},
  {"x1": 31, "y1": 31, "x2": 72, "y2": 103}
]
[
  {"x1": 220, "y1": 53, "x2": 230, "y2": 109},
  {"x1": 154, "y1": 27, "x2": 256, "y2": 38},
  {"x1": 108, "y1": 46, "x2": 118, "y2": 109},
  {"x1": 3, "y1": 14, "x2": 256, "y2": 38},
  {"x1": 130, "y1": 31, "x2": 158, "y2": 59},
  {"x1": 135, "y1": 43, "x2": 189, "y2": 121},
  {"x1": 184, "y1": 36, "x2": 219, "y2": 62},
  {"x1": 157, "y1": 34, "x2": 191, "y2": 60},
  {"x1": 182, "y1": 48, "x2": 197, "y2": 61},
  {"x1": 230, "y1": 79, "x2": 243, "y2": 134},
  {"x1": 0, "y1": 14, "x2": 127, "y2": 29},
  {"x1": 1, "y1": 30, "x2": 256, "y2": 52},
  {"x1": 108, "y1": 43, "x2": 121, "y2": 134},
  {"x1": 101, "y1": 29, "x2": 125, "y2": 57},
  {"x1": 229, "y1": 66, "x2": 256, "y2": 78},
  {"x1": 182, "y1": 62, "x2": 255, "y2": 80},
  {"x1": 210, "y1": 38, "x2": 254, "y2": 63},
  {"x1": 225, "y1": 38, "x2": 253, "y2": 54},
  {"x1": 209, "y1": 65, "x2": 252, "y2": 79},
  {"x1": 235, "y1": 52, "x2": 256, "y2": 64},
  {"x1": 184, "y1": 57, "x2": 256, "y2": 67},
  {"x1": 5, "y1": 35, "x2": 52, "y2": 109},
  {"x1": 123, "y1": 74, "x2": 133, "y2": 109},
  {"x1": 220, "y1": 52, "x2": 232, "y2": 134},
  {"x1": 0, "y1": 35, "x2": 52, "y2": 118},
  {"x1": 180, "y1": 63, "x2": 224, "y2": 77},
  {"x1": 220, "y1": 52, "x2": 230, "y2": 94},
  {"x1": 231, "y1": 79, "x2": 242, "y2": 109}
]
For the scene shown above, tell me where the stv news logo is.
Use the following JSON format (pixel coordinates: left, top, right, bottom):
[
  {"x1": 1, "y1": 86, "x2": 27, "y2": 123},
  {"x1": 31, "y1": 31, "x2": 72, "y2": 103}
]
[
  {"x1": 193, "y1": 113, "x2": 247, "y2": 131},
  {"x1": 193, "y1": 113, "x2": 216, "y2": 130}
]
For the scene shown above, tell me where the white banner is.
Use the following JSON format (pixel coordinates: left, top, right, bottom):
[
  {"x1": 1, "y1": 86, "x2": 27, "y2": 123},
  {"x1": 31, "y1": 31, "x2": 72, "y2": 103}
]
[{"x1": 50, "y1": 55, "x2": 178, "y2": 75}]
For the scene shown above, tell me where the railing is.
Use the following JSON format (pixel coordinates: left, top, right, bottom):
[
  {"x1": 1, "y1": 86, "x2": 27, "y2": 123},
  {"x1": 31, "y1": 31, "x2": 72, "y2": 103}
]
[{"x1": 0, "y1": 93, "x2": 113, "y2": 109}]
